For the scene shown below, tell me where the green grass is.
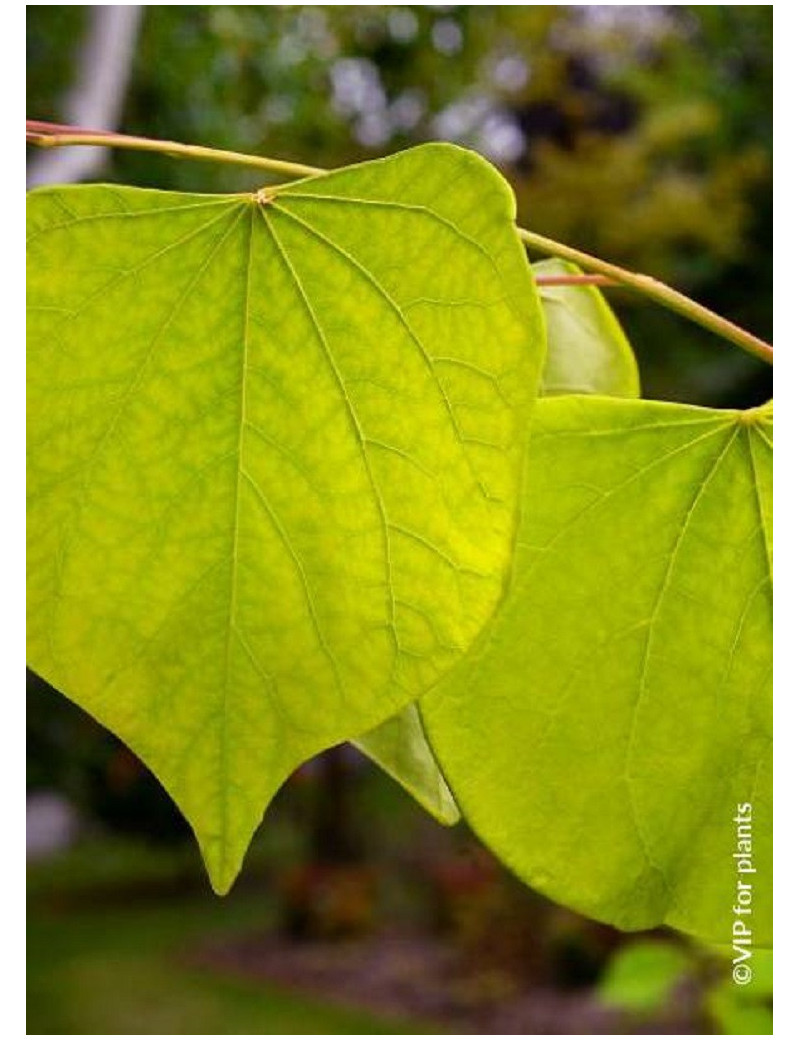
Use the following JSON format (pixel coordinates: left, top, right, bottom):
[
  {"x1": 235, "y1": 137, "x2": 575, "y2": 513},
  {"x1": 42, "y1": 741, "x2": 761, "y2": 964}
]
[{"x1": 27, "y1": 840, "x2": 439, "y2": 1034}]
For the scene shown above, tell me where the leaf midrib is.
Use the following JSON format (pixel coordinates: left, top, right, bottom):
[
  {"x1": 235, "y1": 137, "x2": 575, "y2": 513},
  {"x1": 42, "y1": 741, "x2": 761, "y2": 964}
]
[{"x1": 216, "y1": 203, "x2": 255, "y2": 879}]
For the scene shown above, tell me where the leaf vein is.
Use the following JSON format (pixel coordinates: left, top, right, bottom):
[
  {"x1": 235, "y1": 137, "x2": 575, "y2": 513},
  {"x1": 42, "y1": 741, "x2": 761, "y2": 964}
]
[
  {"x1": 746, "y1": 426, "x2": 773, "y2": 583},
  {"x1": 240, "y1": 467, "x2": 347, "y2": 707},
  {"x1": 50, "y1": 208, "x2": 247, "y2": 687},
  {"x1": 258, "y1": 205, "x2": 401, "y2": 666},
  {"x1": 623, "y1": 424, "x2": 740, "y2": 896},
  {"x1": 268, "y1": 200, "x2": 494, "y2": 502}
]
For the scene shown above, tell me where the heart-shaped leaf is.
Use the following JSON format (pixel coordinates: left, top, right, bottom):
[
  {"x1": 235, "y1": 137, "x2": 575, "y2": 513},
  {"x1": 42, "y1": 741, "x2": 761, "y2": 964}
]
[
  {"x1": 27, "y1": 144, "x2": 543, "y2": 891},
  {"x1": 423, "y1": 396, "x2": 772, "y2": 943}
]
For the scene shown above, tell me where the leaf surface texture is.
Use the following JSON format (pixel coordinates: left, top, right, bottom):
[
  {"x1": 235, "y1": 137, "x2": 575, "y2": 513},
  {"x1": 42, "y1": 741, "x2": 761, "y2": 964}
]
[
  {"x1": 26, "y1": 144, "x2": 543, "y2": 891},
  {"x1": 423, "y1": 396, "x2": 772, "y2": 942}
]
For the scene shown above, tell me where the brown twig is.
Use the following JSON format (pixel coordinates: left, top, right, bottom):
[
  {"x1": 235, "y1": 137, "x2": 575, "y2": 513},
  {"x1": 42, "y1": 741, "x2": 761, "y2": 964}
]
[{"x1": 534, "y1": 274, "x2": 616, "y2": 288}]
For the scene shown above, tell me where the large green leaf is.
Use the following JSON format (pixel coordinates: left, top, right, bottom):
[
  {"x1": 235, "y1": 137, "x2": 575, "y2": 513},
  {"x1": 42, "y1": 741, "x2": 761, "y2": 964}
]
[
  {"x1": 423, "y1": 396, "x2": 772, "y2": 942},
  {"x1": 356, "y1": 263, "x2": 642, "y2": 823},
  {"x1": 535, "y1": 258, "x2": 640, "y2": 398},
  {"x1": 26, "y1": 144, "x2": 543, "y2": 892}
]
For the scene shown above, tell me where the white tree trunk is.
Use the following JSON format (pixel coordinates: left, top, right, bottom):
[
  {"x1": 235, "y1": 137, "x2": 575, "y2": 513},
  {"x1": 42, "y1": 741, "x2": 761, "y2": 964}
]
[{"x1": 28, "y1": 6, "x2": 144, "y2": 187}]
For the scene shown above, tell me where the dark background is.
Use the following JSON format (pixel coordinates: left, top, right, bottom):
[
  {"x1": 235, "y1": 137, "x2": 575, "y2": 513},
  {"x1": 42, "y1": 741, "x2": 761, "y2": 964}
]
[{"x1": 27, "y1": 7, "x2": 772, "y2": 1034}]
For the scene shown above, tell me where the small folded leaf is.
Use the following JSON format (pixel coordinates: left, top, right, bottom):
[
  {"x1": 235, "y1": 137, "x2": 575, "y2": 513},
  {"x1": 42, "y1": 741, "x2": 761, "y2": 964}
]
[
  {"x1": 26, "y1": 144, "x2": 543, "y2": 892},
  {"x1": 352, "y1": 704, "x2": 459, "y2": 825},
  {"x1": 423, "y1": 396, "x2": 772, "y2": 943},
  {"x1": 535, "y1": 258, "x2": 640, "y2": 398}
]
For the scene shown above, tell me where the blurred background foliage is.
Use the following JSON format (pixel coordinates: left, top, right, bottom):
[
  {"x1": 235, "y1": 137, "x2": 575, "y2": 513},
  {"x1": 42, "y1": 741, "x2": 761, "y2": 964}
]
[
  {"x1": 27, "y1": 5, "x2": 772, "y2": 404},
  {"x1": 27, "y1": 6, "x2": 772, "y2": 1034}
]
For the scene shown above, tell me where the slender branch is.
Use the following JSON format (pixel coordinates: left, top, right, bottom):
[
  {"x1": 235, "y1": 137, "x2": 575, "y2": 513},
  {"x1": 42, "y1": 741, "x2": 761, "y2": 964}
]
[
  {"x1": 534, "y1": 274, "x2": 616, "y2": 287},
  {"x1": 26, "y1": 120, "x2": 323, "y2": 180},
  {"x1": 26, "y1": 119, "x2": 773, "y2": 364},
  {"x1": 518, "y1": 227, "x2": 773, "y2": 365},
  {"x1": 28, "y1": 119, "x2": 116, "y2": 137}
]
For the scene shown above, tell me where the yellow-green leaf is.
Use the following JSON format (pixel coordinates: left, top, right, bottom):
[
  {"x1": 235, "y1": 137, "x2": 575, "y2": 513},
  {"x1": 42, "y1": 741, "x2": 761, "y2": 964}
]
[
  {"x1": 26, "y1": 144, "x2": 543, "y2": 892},
  {"x1": 423, "y1": 396, "x2": 772, "y2": 943}
]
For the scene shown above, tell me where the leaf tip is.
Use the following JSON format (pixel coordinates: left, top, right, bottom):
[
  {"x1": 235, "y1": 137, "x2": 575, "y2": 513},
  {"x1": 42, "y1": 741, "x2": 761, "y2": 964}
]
[
  {"x1": 437, "y1": 802, "x2": 462, "y2": 827},
  {"x1": 198, "y1": 835, "x2": 244, "y2": 897},
  {"x1": 209, "y1": 873, "x2": 236, "y2": 898}
]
